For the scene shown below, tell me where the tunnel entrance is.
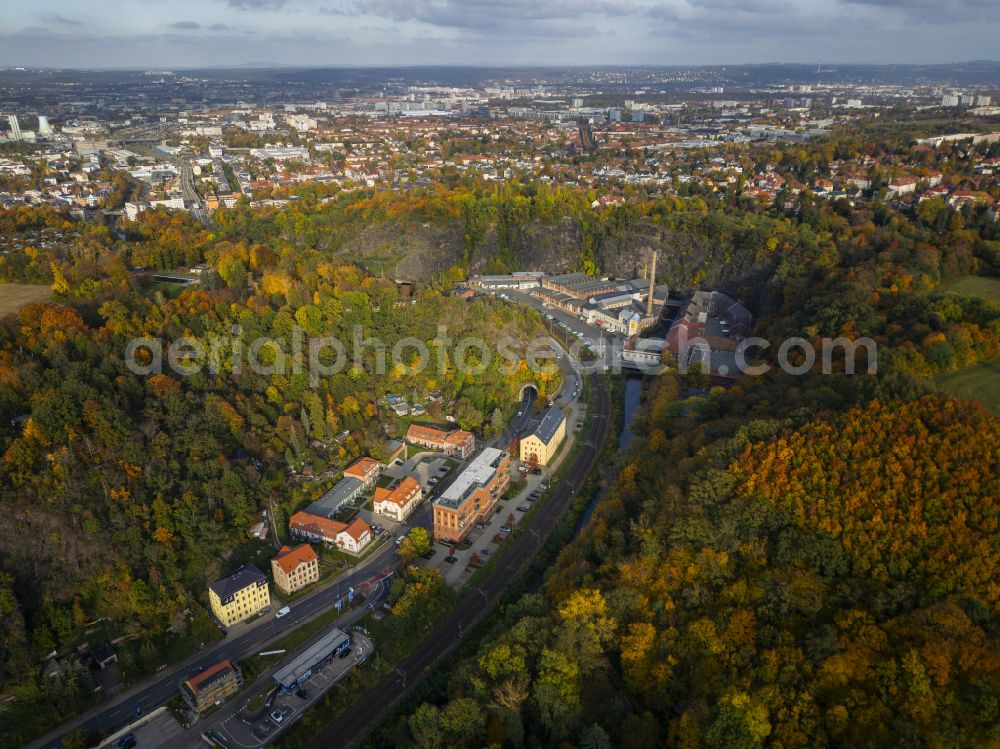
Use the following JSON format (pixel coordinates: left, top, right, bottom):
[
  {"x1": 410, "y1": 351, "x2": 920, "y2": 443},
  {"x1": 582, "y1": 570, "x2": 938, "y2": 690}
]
[{"x1": 518, "y1": 383, "x2": 539, "y2": 401}]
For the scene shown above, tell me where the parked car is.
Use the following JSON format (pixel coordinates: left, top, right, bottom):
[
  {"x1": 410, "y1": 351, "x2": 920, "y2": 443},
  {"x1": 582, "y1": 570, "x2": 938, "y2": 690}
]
[
  {"x1": 532, "y1": 468, "x2": 542, "y2": 475},
  {"x1": 539, "y1": 483, "x2": 548, "y2": 490},
  {"x1": 271, "y1": 710, "x2": 284, "y2": 724},
  {"x1": 480, "y1": 549, "x2": 493, "y2": 556},
  {"x1": 421, "y1": 548, "x2": 436, "y2": 559},
  {"x1": 517, "y1": 505, "x2": 529, "y2": 512},
  {"x1": 500, "y1": 525, "x2": 512, "y2": 533},
  {"x1": 428, "y1": 477, "x2": 439, "y2": 484},
  {"x1": 296, "y1": 688, "x2": 310, "y2": 700},
  {"x1": 529, "y1": 492, "x2": 541, "y2": 499},
  {"x1": 275, "y1": 606, "x2": 291, "y2": 619},
  {"x1": 474, "y1": 522, "x2": 485, "y2": 530},
  {"x1": 444, "y1": 555, "x2": 458, "y2": 564},
  {"x1": 117, "y1": 734, "x2": 136, "y2": 749},
  {"x1": 338, "y1": 647, "x2": 352, "y2": 659}
]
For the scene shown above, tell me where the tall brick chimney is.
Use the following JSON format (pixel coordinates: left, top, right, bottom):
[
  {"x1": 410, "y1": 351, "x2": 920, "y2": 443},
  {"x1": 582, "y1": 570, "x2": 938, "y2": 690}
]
[{"x1": 646, "y1": 249, "x2": 657, "y2": 316}]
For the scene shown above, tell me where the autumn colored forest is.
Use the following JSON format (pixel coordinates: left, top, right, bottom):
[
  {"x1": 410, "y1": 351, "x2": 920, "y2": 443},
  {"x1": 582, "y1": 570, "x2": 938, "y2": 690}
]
[
  {"x1": 0, "y1": 206, "x2": 556, "y2": 742},
  {"x1": 0, "y1": 131, "x2": 999, "y2": 747},
  {"x1": 394, "y1": 385, "x2": 998, "y2": 748}
]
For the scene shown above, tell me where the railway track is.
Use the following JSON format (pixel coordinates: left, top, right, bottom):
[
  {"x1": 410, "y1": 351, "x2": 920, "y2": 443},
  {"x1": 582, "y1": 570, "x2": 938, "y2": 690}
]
[{"x1": 307, "y1": 373, "x2": 612, "y2": 748}]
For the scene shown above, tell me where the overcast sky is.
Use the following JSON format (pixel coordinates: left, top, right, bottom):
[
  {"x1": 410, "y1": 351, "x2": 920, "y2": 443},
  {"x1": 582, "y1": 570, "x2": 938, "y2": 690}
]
[{"x1": 1, "y1": 0, "x2": 998, "y2": 69}]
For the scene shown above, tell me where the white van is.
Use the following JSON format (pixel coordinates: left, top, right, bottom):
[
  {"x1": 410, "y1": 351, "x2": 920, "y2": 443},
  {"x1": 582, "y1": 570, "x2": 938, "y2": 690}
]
[{"x1": 275, "y1": 606, "x2": 291, "y2": 619}]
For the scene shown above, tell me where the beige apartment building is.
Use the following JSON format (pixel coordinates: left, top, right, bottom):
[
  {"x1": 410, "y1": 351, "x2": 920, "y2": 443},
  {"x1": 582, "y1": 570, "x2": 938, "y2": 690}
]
[{"x1": 271, "y1": 543, "x2": 319, "y2": 595}]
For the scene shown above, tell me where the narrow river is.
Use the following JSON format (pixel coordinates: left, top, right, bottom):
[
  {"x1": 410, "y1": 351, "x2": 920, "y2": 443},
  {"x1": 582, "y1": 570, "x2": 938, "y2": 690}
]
[{"x1": 573, "y1": 373, "x2": 643, "y2": 532}]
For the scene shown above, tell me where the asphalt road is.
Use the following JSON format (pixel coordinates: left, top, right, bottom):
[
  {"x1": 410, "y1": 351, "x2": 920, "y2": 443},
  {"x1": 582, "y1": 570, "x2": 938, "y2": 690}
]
[
  {"x1": 306, "y1": 372, "x2": 611, "y2": 749},
  {"x1": 503, "y1": 289, "x2": 622, "y2": 367},
  {"x1": 28, "y1": 544, "x2": 401, "y2": 749},
  {"x1": 28, "y1": 333, "x2": 576, "y2": 749}
]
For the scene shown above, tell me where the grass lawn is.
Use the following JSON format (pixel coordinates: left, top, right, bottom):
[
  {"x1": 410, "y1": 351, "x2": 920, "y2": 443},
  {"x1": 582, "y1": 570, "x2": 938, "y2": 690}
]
[
  {"x1": 267, "y1": 604, "x2": 345, "y2": 652},
  {"x1": 935, "y1": 358, "x2": 1000, "y2": 413},
  {"x1": 224, "y1": 538, "x2": 275, "y2": 570},
  {"x1": 938, "y1": 275, "x2": 1000, "y2": 304},
  {"x1": 0, "y1": 283, "x2": 52, "y2": 317}
]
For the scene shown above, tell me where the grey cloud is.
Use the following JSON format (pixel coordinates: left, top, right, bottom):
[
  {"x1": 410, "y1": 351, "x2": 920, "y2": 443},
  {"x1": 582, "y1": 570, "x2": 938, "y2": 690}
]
[
  {"x1": 226, "y1": 0, "x2": 289, "y2": 9},
  {"x1": 209, "y1": 22, "x2": 233, "y2": 30},
  {"x1": 344, "y1": 0, "x2": 637, "y2": 34},
  {"x1": 694, "y1": 0, "x2": 790, "y2": 10},
  {"x1": 838, "y1": 0, "x2": 994, "y2": 20},
  {"x1": 644, "y1": 2, "x2": 860, "y2": 40},
  {"x1": 41, "y1": 13, "x2": 83, "y2": 26},
  {"x1": 168, "y1": 21, "x2": 202, "y2": 29}
]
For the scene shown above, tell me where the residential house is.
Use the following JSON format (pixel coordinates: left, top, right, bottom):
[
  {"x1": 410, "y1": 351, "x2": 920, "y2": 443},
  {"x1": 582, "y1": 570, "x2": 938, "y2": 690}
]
[
  {"x1": 208, "y1": 565, "x2": 270, "y2": 627},
  {"x1": 888, "y1": 176, "x2": 917, "y2": 195},
  {"x1": 343, "y1": 457, "x2": 381, "y2": 489},
  {"x1": 289, "y1": 513, "x2": 373, "y2": 555},
  {"x1": 271, "y1": 544, "x2": 319, "y2": 595},
  {"x1": 405, "y1": 424, "x2": 476, "y2": 459},
  {"x1": 180, "y1": 659, "x2": 243, "y2": 714},
  {"x1": 519, "y1": 408, "x2": 567, "y2": 467},
  {"x1": 337, "y1": 517, "x2": 372, "y2": 554},
  {"x1": 303, "y1": 476, "x2": 365, "y2": 517},
  {"x1": 374, "y1": 475, "x2": 423, "y2": 522}
]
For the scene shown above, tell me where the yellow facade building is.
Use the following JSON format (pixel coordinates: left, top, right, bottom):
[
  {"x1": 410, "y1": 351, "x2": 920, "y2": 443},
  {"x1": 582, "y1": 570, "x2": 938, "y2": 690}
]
[
  {"x1": 208, "y1": 564, "x2": 270, "y2": 627},
  {"x1": 519, "y1": 407, "x2": 567, "y2": 466}
]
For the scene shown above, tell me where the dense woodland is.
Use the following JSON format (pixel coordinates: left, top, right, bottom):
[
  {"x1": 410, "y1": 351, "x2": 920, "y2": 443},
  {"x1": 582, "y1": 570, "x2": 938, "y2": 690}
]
[
  {"x1": 392, "y1": 384, "x2": 999, "y2": 748},
  {"x1": 0, "y1": 215, "x2": 554, "y2": 743},
  {"x1": 0, "y1": 131, "x2": 999, "y2": 746}
]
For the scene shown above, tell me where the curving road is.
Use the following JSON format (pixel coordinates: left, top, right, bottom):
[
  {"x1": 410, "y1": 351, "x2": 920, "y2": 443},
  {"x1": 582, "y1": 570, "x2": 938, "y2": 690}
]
[
  {"x1": 306, "y1": 372, "x2": 611, "y2": 749},
  {"x1": 27, "y1": 544, "x2": 401, "y2": 749},
  {"x1": 27, "y1": 335, "x2": 583, "y2": 749}
]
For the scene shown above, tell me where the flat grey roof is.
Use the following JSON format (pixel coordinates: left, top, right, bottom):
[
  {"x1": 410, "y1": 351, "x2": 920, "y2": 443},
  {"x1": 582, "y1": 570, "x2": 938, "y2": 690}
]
[
  {"x1": 272, "y1": 628, "x2": 350, "y2": 688},
  {"x1": 436, "y1": 447, "x2": 504, "y2": 509},
  {"x1": 305, "y1": 476, "x2": 363, "y2": 517}
]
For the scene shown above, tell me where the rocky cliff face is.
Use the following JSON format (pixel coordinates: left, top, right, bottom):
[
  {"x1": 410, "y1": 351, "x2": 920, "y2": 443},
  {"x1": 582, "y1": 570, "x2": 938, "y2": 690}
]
[{"x1": 334, "y1": 214, "x2": 778, "y2": 308}]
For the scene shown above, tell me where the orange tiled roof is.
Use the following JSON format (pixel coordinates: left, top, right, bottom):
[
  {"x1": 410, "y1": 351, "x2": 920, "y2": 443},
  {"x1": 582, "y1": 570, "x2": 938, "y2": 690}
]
[
  {"x1": 344, "y1": 457, "x2": 379, "y2": 479},
  {"x1": 342, "y1": 517, "x2": 370, "y2": 542},
  {"x1": 406, "y1": 424, "x2": 448, "y2": 443},
  {"x1": 186, "y1": 659, "x2": 236, "y2": 694},
  {"x1": 376, "y1": 476, "x2": 421, "y2": 507},
  {"x1": 289, "y1": 512, "x2": 346, "y2": 540},
  {"x1": 272, "y1": 543, "x2": 317, "y2": 574},
  {"x1": 443, "y1": 430, "x2": 474, "y2": 446}
]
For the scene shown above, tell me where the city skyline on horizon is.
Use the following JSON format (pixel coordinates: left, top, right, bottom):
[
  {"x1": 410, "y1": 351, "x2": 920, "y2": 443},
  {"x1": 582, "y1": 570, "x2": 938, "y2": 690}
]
[{"x1": 2, "y1": 0, "x2": 999, "y2": 70}]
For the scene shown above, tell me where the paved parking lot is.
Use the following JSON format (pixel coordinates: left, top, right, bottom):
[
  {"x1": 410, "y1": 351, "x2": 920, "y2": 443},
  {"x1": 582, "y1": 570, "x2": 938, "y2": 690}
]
[
  {"x1": 425, "y1": 397, "x2": 586, "y2": 588},
  {"x1": 211, "y1": 632, "x2": 372, "y2": 749},
  {"x1": 111, "y1": 709, "x2": 199, "y2": 749}
]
